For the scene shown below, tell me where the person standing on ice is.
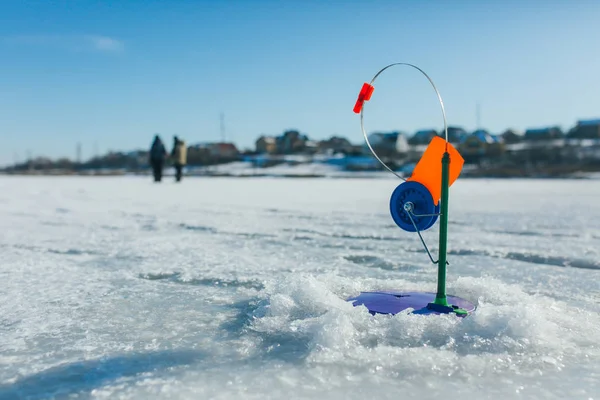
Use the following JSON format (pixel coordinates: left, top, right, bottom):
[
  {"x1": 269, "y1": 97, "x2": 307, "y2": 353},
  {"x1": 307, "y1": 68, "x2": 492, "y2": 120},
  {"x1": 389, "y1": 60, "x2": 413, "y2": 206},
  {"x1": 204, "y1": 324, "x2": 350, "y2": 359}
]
[
  {"x1": 171, "y1": 135, "x2": 187, "y2": 182},
  {"x1": 149, "y1": 135, "x2": 167, "y2": 182}
]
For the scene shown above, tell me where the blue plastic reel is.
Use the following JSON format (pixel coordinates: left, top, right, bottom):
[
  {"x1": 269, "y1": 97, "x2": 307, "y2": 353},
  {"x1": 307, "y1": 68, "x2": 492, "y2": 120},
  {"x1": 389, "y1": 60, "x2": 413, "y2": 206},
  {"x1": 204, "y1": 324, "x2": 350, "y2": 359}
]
[
  {"x1": 390, "y1": 181, "x2": 438, "y2": 232},
  {"x1": 424, "y1": 202, "x2": 440, "y2": 230}
]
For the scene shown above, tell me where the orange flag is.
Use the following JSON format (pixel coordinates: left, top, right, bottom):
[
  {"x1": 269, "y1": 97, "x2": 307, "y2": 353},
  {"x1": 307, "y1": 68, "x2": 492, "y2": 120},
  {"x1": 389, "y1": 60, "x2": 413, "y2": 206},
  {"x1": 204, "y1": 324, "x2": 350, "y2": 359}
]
[{"x1": 407, "y1": 136, "x2": 464, "y2": 205}]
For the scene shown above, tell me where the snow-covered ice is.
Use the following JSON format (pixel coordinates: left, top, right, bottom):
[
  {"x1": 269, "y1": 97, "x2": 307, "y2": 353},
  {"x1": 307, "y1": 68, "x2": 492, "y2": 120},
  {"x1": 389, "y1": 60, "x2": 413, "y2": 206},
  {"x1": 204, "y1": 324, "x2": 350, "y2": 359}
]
[
  {"x1": 0, "y1": 176, "x2": 599, "y2": 399},
  {"x1": 185, "y1": 161, "x2": 391, "y2": 178}
]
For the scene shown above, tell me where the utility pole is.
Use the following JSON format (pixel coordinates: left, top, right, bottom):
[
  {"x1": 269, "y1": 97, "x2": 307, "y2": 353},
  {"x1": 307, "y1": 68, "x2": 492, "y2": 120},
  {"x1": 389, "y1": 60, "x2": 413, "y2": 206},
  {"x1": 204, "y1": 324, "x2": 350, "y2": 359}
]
[{"x1": 476, "y1": 102, "x2": 481, "y2": 130}]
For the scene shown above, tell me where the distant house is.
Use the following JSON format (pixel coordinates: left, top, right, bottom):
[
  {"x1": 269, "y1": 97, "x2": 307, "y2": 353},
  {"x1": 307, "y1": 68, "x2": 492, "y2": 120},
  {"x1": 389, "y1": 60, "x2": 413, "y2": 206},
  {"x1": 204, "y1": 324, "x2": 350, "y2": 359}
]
[
  {"x1": 256, "y1": 136, "x2": 277, "y2": 154},
  {"x1": 188, "y1": 142, "x2": 239, "y2": 164},
  {"x1": 524, "y1": 126, "x2": 563, "y2": 141},
  {"x1": 568, "y1": 119, "x2": 600, "y2": 139},
  {"x1": 408, "y1": 129, "x2": 437, "y2": 146},
  {"x1": 501, "y1": 129, "x2": 522, "y2": 144},
  {"x1": 304, "y1": 140, "x2": 319, "y2": 154},
  {"x1": 443, "y1": 126, "x2": 468, "y2": 144},
  {"x1": 365, "y1": 131, "x2": 401, "y2": 157},
  {"x1": 208, "y1": 142, "x2": 239, "y2": 158},
  {"x1": 318, "y1": 136, "x2": 353, "y2": 155},
  {"x1": 395, "y1": 132, "x2": 410, "y2": 154},
  {"x1": 276, "y1": 130, "x2": 308, "y2": 154},
  {"x1": 459, "y1": 130, "x2": 504, "y2": 162}
]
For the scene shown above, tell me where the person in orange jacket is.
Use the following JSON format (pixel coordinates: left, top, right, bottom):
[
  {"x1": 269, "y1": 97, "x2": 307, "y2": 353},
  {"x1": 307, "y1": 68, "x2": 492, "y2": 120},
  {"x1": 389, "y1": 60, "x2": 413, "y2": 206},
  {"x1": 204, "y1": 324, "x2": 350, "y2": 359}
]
[{"x1": 171, "y1": 136, "x2": 187, "y2": 182}]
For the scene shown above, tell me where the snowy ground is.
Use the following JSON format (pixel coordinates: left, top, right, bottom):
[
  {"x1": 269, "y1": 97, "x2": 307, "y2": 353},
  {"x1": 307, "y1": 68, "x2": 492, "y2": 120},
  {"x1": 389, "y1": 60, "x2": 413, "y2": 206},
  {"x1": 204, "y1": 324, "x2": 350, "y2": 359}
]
[
  {"x1": 185, "y1": 162, "x2": 392, "y2": 178},
  {"x1": 0, "y1": 176, "x2": 599, "y2": 400}
]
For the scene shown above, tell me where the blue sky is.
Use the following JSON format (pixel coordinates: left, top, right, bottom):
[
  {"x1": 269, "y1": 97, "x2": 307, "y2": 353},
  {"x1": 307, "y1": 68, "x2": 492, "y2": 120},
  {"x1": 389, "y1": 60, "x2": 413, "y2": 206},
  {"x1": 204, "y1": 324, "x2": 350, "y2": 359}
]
[{"x1": 1, "y1": 0, "x2": 600, "y2": 165}]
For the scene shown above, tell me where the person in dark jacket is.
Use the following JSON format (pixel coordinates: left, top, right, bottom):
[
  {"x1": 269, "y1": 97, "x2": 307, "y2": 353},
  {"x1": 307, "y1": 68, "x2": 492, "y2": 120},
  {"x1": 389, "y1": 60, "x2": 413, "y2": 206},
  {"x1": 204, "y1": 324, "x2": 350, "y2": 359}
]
[
  {"x1": 149, "y1": 135, "x2": 167, "y2": 182},
  {"x1": 171, "y1": 136, "x2": 187, "y2": 182}
]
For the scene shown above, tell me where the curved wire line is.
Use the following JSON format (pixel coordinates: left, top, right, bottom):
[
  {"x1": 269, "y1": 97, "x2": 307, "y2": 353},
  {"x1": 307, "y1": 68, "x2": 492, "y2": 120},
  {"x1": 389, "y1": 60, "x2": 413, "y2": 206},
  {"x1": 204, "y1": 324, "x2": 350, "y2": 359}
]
[{"x1": 360, "y1": 63, "x2": 449, "y2": 180}]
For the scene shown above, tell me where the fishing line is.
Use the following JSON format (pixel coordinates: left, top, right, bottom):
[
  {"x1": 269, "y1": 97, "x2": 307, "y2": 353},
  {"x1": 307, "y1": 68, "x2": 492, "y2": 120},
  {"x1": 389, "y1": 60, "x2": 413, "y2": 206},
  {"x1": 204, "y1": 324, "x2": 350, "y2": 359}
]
[{"x1": 359, "y1": 63, "x2": 449, "y2": 181}]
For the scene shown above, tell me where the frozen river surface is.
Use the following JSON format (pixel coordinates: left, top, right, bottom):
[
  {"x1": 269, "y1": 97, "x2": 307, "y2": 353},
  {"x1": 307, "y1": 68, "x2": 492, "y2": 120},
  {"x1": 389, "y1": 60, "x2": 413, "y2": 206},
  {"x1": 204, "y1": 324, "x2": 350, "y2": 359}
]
[{"x1": 0, "y1": 176, "x2": 599, "y2": 399}]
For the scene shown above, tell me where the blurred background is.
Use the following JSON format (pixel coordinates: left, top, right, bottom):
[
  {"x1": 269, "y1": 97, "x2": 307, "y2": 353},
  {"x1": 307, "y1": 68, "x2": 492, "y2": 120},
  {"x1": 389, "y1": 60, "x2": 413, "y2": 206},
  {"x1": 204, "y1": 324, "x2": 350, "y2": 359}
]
[
  {"x1": 2, "y1": 3, "x2": 600, "y2": 399},
  {"x1": 1, "y1": 0, "x2": 599, "y2": 179}
]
